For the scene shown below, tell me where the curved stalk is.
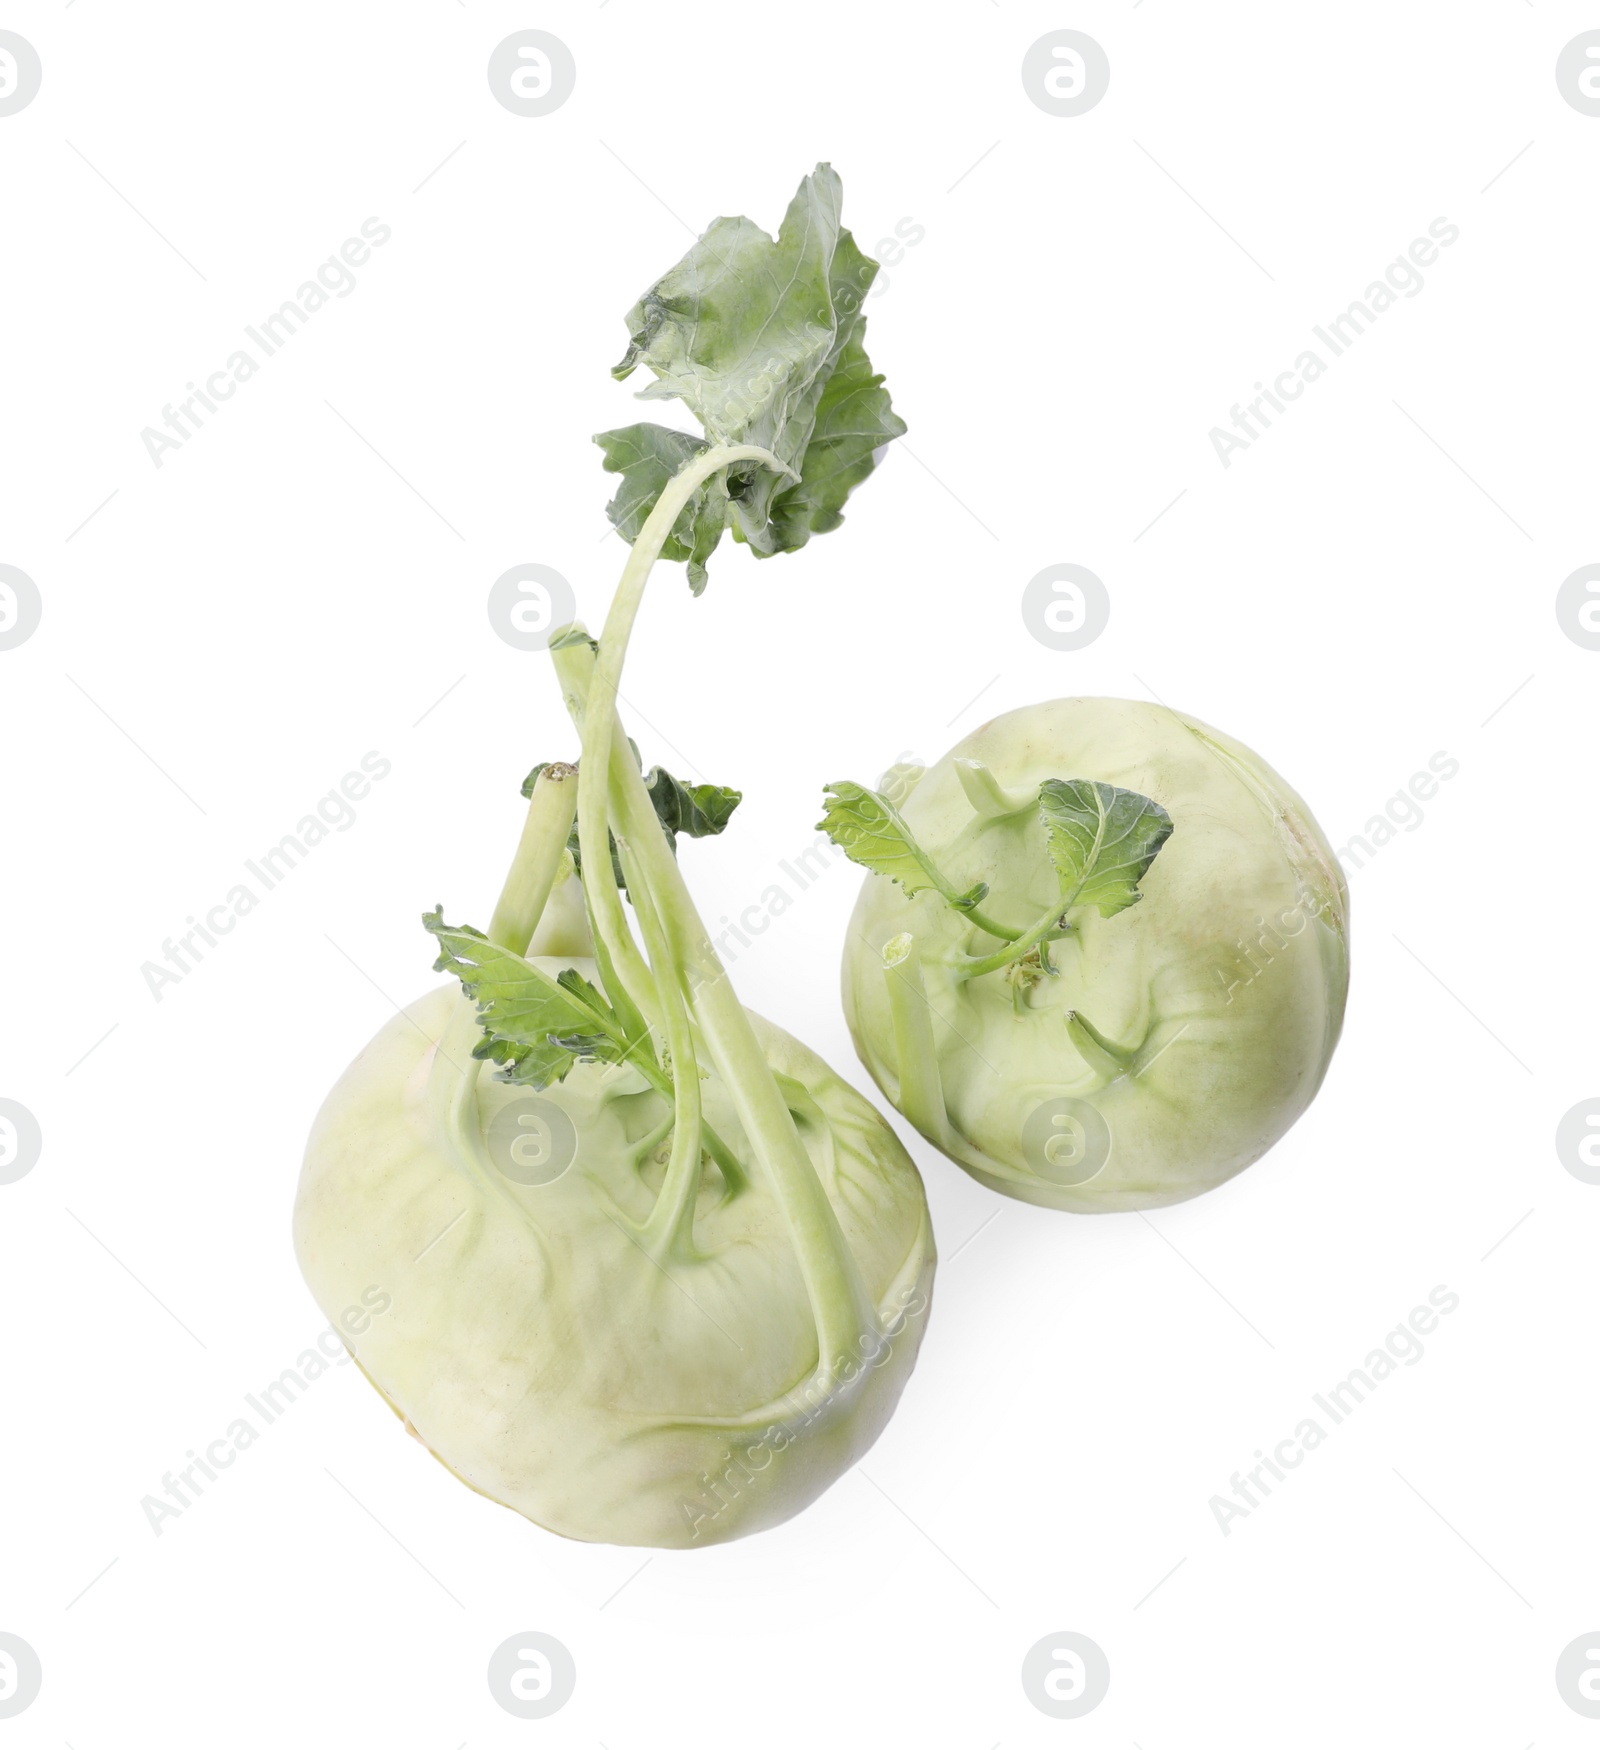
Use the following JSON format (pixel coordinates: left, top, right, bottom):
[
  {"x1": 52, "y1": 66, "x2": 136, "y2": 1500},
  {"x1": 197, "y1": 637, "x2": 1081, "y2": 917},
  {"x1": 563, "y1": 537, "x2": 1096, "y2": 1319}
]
[
  {"x1": 953, "y1": 894, "x2": 1027, "y2": 945},
  {"x1": 555, "y1": 646, "x2": 752, "y2": 1197},
  {"x1": 956, "y1": 897, "x2": 1075, "y2": 980},
  {"x1": 549, "y1": 635, "x2": 660, "y2": 1037},
  {"x1": 953, "y1": 757, "x2": 1036, "y2": 819},
  {"x1": 627, "y1": 1110, "x2": 675, "y2": 1168},
  {"x1": 1064, "y1": 1008, "x2": 1137, "y2": 1083},
  {"x1": 488, "y1": 765, "x2": 578, "y2": 954},
  {"x1": 624, "y1": 844, "x2": 707, "y2": 1260},
  {"x1": 575, "y1": 858, "x2": 653, "y2": 1073},
  {"x1": 487, "y1": 757, "x2": 656, "y2": 1090},
  {"x1": 573, "y1": 445, "x2": 785, "y2": 950},
  {"x1": 579, "y1": 443, "x2": 882, "y2": 1368}
]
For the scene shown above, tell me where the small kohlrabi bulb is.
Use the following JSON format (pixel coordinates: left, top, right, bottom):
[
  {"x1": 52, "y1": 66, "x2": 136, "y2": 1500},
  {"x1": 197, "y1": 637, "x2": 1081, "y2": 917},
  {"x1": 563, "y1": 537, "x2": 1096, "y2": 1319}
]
[{"x1": 831, "y1": 697, "x2": 1349, "y2": 1213}]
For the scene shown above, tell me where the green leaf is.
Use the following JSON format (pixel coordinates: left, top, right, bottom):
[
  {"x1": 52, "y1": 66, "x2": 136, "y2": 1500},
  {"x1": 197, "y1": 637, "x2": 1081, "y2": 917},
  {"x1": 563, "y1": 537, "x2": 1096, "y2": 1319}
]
[
  {"x1": 760, "y1": 318, "x2": 901, "y2": 553},
  {"x1": 424, "y1": 908, "x2": 627, "y2": 1088},
  {"x1": 554, "y1": 964, "x2": 618, "y2": 1015},
  {"x1": 818, "y1": 781, "x2": 987, "y2": 911},
  {"x1": 470, "y1": 1030, "x2": 589, "y2": 1092},
  {"x1": 507, "y1": 760, "x2": 741, "y2": 906},
  {"x1": 644, "y1": 766, "x2": 741, "y2": 845},
  {"x1": 595, "y1": 425, "x2": 728, "y2": 596},
  {"x1": 595, "y1": 164, "x2": 905, "y2": 588},
  {"x1": 1037, "y1": 780, "x2": 1174, "y2": 918}
]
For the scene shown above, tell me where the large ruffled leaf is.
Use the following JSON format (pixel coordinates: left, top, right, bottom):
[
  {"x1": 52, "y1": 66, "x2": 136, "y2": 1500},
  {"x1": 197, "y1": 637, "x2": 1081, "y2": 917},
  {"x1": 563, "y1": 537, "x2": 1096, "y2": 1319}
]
[{"x1": 595, "y1": 164, "x2": 905, "y2": 589}]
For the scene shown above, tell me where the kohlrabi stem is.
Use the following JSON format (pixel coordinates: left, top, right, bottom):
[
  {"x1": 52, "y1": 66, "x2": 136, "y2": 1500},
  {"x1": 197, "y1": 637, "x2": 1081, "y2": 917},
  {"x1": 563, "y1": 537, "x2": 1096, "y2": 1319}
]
[
  {"x1": 1064, "y1": 1009, "x2": 1137, "y2": 1082},
  {"x1": 867, "y1": 782, "x2": 1018, "y2": 942},
  {"x1": 953, "y1": 758, "x2": 1037, "y2": 819},
  {"x1": 488, "y1": 764, "x2": 578, "y2": 954},
  {"x1": 955, "y1": 894, "x2": 1026, "y2": 944},
  {"x1": 882, "y1": 933, "x2": 951, "y2": 1148},
  {"x1": 625, "y1": 847, "x2": 708, "y2": 1260},
  {"x1": 605, "y1": 1022, "x2": 733, "y2": 1171},
  {"x1": 627, "y1": 1109, "x2": 675, "y2": 1167},
  {"x1": 573, "y1": 445, "x2": 784, "y2": 953},
  {"x1": 579, "y1": 443, "x2": 882, "y2": 1367},
  {"x1": 487, "y1": 757, "x2": 658, "y2": 1083},
  {"x1": 544, "y1": 637, "x2": 662, "y2": 1042},
  {"x1": 956, "y1": 897, "x2": 1075, "y2": 980},
  {"x1": 549, "y1": 645, "x2": 746, "y2": 1199}
]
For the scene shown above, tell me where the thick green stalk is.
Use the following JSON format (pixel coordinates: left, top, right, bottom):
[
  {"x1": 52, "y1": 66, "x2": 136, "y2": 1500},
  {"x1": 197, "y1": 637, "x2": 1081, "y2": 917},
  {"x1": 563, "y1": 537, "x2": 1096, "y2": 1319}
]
[
  {"x1": 545, "y1": 640, "x2": 660, "y2": 1040},
  {"x1": 580, "y1": 444, "x2": 881, "y2": 1367},
  {"x1": 625, "y1": 851, "x2": 707, "y2": 1260},
  {"x1": 488, "y1": 765, "x2": 578, "y2": 953},
  {"x1": 553, "y1": 642, "x2": 750, "y2": 1198},
  {"x1": 484, "y1": 753, "x2": 657, "y2": 1084}
]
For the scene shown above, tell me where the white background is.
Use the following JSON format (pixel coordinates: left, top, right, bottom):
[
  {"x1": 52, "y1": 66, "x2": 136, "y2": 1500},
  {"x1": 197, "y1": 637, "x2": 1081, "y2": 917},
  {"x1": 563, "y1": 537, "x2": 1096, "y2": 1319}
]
[{"x1": 2, "y1": 3, "x2": 1596, "y2": 1744}]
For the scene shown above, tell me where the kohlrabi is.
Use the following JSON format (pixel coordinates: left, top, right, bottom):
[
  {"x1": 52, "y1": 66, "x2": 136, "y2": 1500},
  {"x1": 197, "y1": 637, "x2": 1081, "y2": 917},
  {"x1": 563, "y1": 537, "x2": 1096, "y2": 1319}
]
[
  {"x1": 294, "y1": 166, "x2": 934, "y2": 1549},
  {"x1": 824, "y1": 698, "x2": 1349, "y2": 1212}
]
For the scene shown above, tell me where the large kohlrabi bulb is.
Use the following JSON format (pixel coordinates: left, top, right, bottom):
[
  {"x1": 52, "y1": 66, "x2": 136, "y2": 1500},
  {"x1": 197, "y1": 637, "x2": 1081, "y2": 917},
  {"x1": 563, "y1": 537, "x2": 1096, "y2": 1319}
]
[
  {"x1": 839, "y1": 698, "x2": 1349, "y2": 1213},
  {"x1": 294, "y1": 973, "x2": 934, "y2": 1548},
  {"x1": 293, "y1": 164, "x2": 935, "y2": 1552}
]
